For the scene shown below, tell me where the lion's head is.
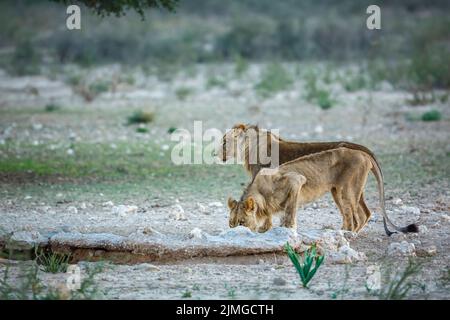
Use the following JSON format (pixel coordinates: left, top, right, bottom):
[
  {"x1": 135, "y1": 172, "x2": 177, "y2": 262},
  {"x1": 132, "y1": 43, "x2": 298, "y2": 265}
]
[
  {"x1": 227, "y1": 196, "x2": 261, "y2": 232},
  {"x1": 216, "y1": 123, "x2": 247, "y2": 163}
]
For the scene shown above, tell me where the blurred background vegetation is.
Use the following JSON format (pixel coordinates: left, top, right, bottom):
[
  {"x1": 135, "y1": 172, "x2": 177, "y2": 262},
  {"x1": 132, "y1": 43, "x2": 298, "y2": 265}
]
[{"x1": 0, "y1": 0, "x2": 449, "y2": 92}]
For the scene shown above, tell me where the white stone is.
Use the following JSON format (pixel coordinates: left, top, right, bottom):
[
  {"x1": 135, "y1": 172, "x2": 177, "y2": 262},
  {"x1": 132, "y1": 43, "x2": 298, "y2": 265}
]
[
  {"x1": 314, "y1": 125, "x2": 323, "y2": 134},
  {"x1": 387, "y1": 241, "x2": 416, "y2": 256},
  {"x1": 169, "y1": 204, "x2": 187, "y2": 221},
  {"x1": 102, "y1": 201, "x2": 114, "y2": 207},
  {"x1": 188, "y1": 228, "x2": 204, "y2": 239},
  {"x1": 113, "y1": 205, "x2": 138, "y2": 217},
  {"x1": 209, "y1": 201, "x2": 223, "y2": 208},
  {"x1": 66, "y1": 149, "x2": 74, "y2": 156},
  {"x1": 418, "y1": 225, "x2": 428, "y2": 233},
  {"x1": 441, "y1": 214, "x2": 450, "y2": 223},
  {"x1": 330, "y1": 245, "x2": 367, "y2": 264},
  {"x1": 392, "y1": 198, "x2": 403, "y2": 205},
  {"x1": 197, "y1": 202, "x2": 208, "y2": 214},
  {"x1": 400, "y1": 206, "x2": 420, "y2": 215},
  {"x1": 67, "y1": 206, "x2": 78, "y2": 214}
]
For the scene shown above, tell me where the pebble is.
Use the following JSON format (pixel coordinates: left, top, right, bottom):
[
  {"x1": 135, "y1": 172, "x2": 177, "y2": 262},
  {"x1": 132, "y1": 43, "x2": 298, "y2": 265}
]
[
  {"x1": 273, "y1": 277, "x2": 287, "y2": 286},
  {"x1": 387, "y1": 241, "x2": 416, "y2": 256},
  {"x1": 67, "y1": 206, "x2": 78, "y2": 214},
  {"x1": 209, "y1": 201, "x2": 223, "y2": 208}
]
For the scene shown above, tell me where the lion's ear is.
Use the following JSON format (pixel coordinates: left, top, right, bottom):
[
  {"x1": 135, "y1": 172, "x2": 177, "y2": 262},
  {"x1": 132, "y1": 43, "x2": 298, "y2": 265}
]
[
  {"x1": 233, "y1": 123, "x2": 247, "y2": 131},
  {"x1": 227, "y1": 197, "x2": 237, "y2": 210},
  {"x1": 244, "y1": 197, "x2": 255, "y2": 213}
]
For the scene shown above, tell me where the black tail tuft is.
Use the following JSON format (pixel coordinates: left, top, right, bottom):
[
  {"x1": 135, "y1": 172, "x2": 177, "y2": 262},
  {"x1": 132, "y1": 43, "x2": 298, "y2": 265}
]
[{"x1": 402, "y1": 223, "x2": 419, "y2": 233}]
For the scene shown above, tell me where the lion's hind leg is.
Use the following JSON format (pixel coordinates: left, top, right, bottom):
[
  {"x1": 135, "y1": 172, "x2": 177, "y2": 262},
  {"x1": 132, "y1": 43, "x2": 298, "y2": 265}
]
[{"x1": 331, "y1": 187, "x2": 354, "y2": 231}]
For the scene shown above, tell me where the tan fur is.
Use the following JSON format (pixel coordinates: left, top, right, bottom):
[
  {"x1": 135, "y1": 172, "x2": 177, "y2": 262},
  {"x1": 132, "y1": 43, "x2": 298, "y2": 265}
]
[{"x1": 228, "y1": 148, "x2": 375, "y2": 233}]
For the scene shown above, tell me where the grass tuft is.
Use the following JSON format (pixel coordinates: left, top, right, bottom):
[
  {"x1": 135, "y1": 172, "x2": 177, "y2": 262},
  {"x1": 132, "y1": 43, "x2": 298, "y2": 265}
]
[
  {"x1": 127, "y1": 111, "x2": 155, "y2": 125},
  {"x1": 35, "y1": 248, "x2": 71, "y2": 273}
]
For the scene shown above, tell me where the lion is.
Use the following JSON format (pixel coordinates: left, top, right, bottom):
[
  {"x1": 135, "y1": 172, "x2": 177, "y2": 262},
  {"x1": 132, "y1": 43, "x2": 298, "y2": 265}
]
[
  {"x1": 219, "y1": 124, "x2": 417, "y2": 235},
  {"x1": 227, "y1": 147, "x2": 418, "y2": 235}
]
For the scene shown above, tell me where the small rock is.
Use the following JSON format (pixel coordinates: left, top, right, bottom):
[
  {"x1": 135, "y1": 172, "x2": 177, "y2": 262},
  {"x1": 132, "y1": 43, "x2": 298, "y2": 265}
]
[
  {"x1": 67, "y1": 206, "x2": 78, "y2": 214},
  {"x1": 197, "y1": 202, "x2": 208, "y2": 214},
  {"x1": 24, "y1": 195, "x2": 32, "y2": 200},
  {"x1": 416, "y1": 245, "x2": 437, "y2": 257},
  {"x1": 161, "y1": 144, "x2": 169, "y2": 151},
  {"x1": 188, "y1": 227, "x2": 204, "y2": 239},
  {"x1": 387, "y1": 241, "x2": 416, "y2": 256},
  {"x1": 32, "y1": 123, "x2": 43, "y2": 131},
  {"x1": 169, "y1": 204, "x2": 187, "y2": 221},
  {"x1": 400, "y1": 206, "x2": 420, "y2": 215},
  {"x1": 102, "y1": 201, "x2": 114, "y2": 207},
  {"x1": 8, "y1": 231, "x2": 46, "y2": 250},
  {"x1": 142, "y1": 263, "x2": 160, "y2": 272},
  {"x1": 209, "y1": 201, "x2": 223, "y2": 208},
  {"x1": 113, "y1": 205, "x2": 138, "y2": 217},
  {"x1": 418, "y1": 225, "x2": 428, "y2": 233},
  {"x1": 392, "y1": 198, "x2": 403, "y2": 205},
  {"x1": 441, "y1": 214, "x2": 450, "y2": 223},
  {"x1": 80, "y1": 202, "x2": 87, "y2": 210},
  {"x1": 273, "y1": 277, "x2": 287, "y2": 286},
  {"x1": 330, "y1": 245, "x2": 367, "y2": 264},
  {"x1": 66, "y1": 149, "x2": 74, "y2": 156},
  {"x1": 314, "y1": 125, "x2": 323, "y2": 134}
]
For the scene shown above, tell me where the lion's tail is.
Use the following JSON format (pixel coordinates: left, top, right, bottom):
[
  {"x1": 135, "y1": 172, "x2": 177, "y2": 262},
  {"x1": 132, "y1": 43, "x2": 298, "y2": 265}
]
[{"x1": 367, "y1": 153, "x2": 419, "y2": 236}]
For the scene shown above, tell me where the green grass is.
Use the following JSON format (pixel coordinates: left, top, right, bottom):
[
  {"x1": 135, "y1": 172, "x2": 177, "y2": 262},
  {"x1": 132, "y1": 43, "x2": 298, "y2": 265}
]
[
  {"x1": 175, "y1": 87, "x2": 192, "y2": 101},
  {"x1": 285, "y1": 242, "x2": 324, "y2": 288},
  {"x1": 35, "y1": 248, "x2": 71, "y2": 273},
  {"x1": 182, "y1": 290, "x2": 192, "y2": 298}
]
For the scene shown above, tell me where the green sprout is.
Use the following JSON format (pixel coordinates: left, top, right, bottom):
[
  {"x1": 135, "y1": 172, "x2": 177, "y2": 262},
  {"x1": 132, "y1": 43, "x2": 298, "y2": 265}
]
[{"x1": 285, "y1": 242, "x2": 324, "y2": 288}]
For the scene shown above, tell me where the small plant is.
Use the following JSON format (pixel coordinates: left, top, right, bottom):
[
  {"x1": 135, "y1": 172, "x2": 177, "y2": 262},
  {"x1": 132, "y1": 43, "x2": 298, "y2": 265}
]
[
  {"x1": 255, "y1": 63, "x2": 293, "y2": 97},
  {"x1": 136, "y1": 127, "x2": 149, "y2": 133},
  {"x1": 167, "y1": 127, "x2": 177, "y2": 134},
  {"x1": 421, "y1": 110, "x2": 442, "y2": 122},
  {"x1": 224, "y1": 284, "x2": 236, "y2": 299},
  {"x1": 182, "y1": 290, "x2": 192, "y2": 298},
  {"x1": 379, "y1": 259, "x2": 424, "y2": 300},
  {"x1": 88, "y1": 81, "x2": 110, "y2": 95},
  {"x1": 234, "y1": 54, "x2": 249, "y2": 77},
  {"x1": 285, "y1": 242, "x2": 324, "y2": 288},
  {"x1": 45, "y1": 103, "x2": 61, "y2": 112},
  {"x1": 206, "y1": 76, "x2": 227, "y2": 89},
  {"x1": 35, "y1": 248, "x2": 71, "y2": 273},
  {"x1": 316, "y1": 89, "x2": 334, "y2": 110},
  {"x1": 175, "y1": 87, "x2": 192, "y2": 101},
  {"x1": 127, "y1": 110, "x2": 155, "y2": 125}
]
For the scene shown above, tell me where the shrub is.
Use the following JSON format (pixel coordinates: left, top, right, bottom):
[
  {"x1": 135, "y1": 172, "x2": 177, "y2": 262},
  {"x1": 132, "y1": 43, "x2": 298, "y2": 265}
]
[
  {"x1": 45, "y1": 103, "x2": 61, "y2": 112},
  {"x1": 136, "y1": 126, "x2": 149, "y2": 133},
  {"x1": 127, "y1": 111, "x2": 155, "y2": 125},
  {"x1": 175, "y1": 87, "x2": 192, "y2": 101},
  {"x1": 255, "y1": 63, "x2": 293, "y2": 97},
  {"x1": 421, "y1": 110, "x2": 442, "y2": 122}
]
